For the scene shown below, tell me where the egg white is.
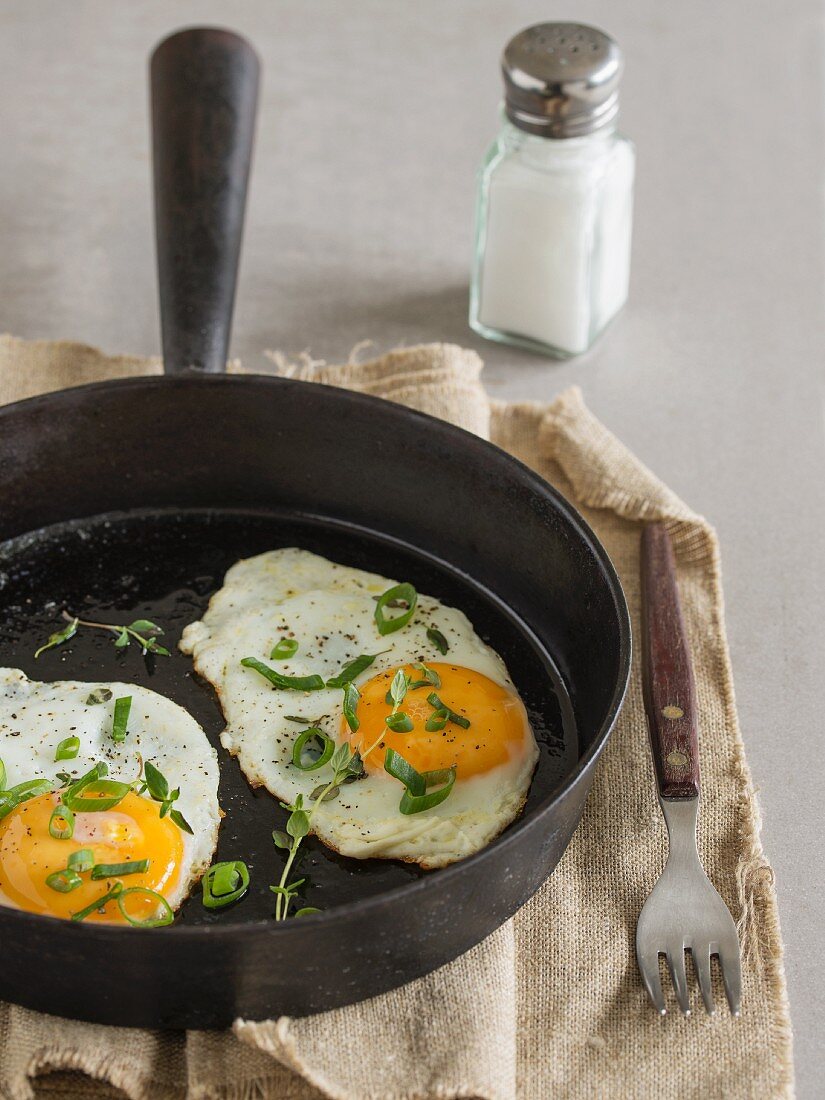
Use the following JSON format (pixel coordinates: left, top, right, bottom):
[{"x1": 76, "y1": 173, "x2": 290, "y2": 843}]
[
  {"x1": 0, "y1": 668, "x2": 221, "y2": 912},
  {"x1": 180, "y1": 548, "x2": 539, "y2": 868}
]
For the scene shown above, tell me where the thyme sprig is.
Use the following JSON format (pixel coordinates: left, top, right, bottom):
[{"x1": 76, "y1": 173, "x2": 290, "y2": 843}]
[
  {"x1": 360, "y1": 667, "x2": 413, "y2": 761},
  {"x1": 35, "y1": 611, "x2": 169, "y2": 659},
  {"x1": 139, "y1": 761, "x2": 194, "y2": 834},
  {"x1": 271, "y1": 742, "x2": 363, "y2": 920}
]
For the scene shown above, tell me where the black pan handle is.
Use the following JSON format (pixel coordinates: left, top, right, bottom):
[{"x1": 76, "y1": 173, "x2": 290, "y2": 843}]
[{"x1": 151, "y1": 27, "x2": 260, "y2": 374}]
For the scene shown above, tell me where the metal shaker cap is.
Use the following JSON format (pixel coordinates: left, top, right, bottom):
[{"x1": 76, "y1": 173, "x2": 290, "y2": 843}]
[{"x1": 502, "y1": 23, "x2": 622, "y2": 138}]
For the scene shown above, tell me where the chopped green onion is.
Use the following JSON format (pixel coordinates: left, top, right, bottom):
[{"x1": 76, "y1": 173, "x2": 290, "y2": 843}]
[
  {"x1": 0, "y1": 777, "x2": 51, "y2": 822},
  {"x1": 0, "y1": 791, "x2": 18, "y2": 822},
  {"x1": 374, "y1": 583, "x2": 418, "y2": 636},
  {"x1": 7, "y1": 778, "x2": 53, "y2": 802},
  {"x1": 116, "y1": 886, "x2": 175, "y2": 927},
  {"x1": 54, "y1": 736, "x2": 80, "y2": 762},
  {"x1": 202, "y1": 860, "x2": 250, "y2": 909},
  {"x1": 63, "y1": 761, "x2": 108, "y2": 806},
  {"x1": 91, "y1": 859, "x2": 149, "y2": 879},
  {"x1": 0, "y1": 758, "x2": 6, "y2": 789},
  {"x1": 425, "y1": 708, "x2": 448, "y2": 732},
  {"x1": 326, "y1": 652, "x2": 385, "y2": 689},
  {"x1": 67, "y1": 848, "x2": 94, "y2": 873},
  {"x1": 385, "y1": 711, "x2": 414, "y2": 733},
  {"x1": 64, "y1": 778, "x2": 132, "y2": 813},
  {"x1": 383, "y1": 747, "x2": 456, "y2": 815},
  {"x1": 71, "y1": 881, "x2": 123, "y2": 922},
  {"x1": 240, "y1": 656, "x2": 324, "y2": 692},
  {"x1": 111, "y1": 695, "x2": 132, "y2": 744},
  {"x1": 291, "y1": 728, "x2": 334, "y2": 771},
  {"x1": 400, "y1": 768, "x2": 456, "y2": 815},
  {"x1": 210, "y1": 863, "x2": 240, "y2": 895},
  {"x1": 427, "y1": 692, "x2": 470, "y2": 729},
  {"x1": 284, "y1": 715, "x2": 314, "y2": 723},
  {"x1": 34, "y1": 616, "x2": 79, "y2": 659},
  {"x1": 86, "y1": 688, "x2": 113, "y2": 705},
  {"x1": 342, "y1": 682, "x2": 361, "y2": 732},
  {"x1": 270, "y1": 637, "x2": 299, "y2": 660},
  {"x1": 73, "y1": 760, "x2": 108, "y2": 783},
  {"x1": 46, "y1": 869, "x2": 83, "y2": 893},
  {"x1": 49, "y1": 803, "x2": 75, "y2": 839},
  {"x1": 383, "y1": 746, "x2": 425, "y2": 795},
  {"x1": 426, "y1": 627, "x2": 449, "y2": 655}
]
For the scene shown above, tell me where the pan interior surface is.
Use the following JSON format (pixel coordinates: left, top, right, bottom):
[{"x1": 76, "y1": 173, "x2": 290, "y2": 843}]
[{"x1": 0, "y1": 507, "x2": 577, "y2": 926}]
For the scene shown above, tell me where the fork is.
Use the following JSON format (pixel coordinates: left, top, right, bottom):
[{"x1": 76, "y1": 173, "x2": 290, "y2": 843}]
[{"x1": 636, "y1": 523, "x2": 742, "y2": 1016}]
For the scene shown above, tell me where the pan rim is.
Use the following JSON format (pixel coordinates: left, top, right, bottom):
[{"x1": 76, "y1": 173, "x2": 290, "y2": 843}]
[{"x1": 0, "y1": 371, "x2": 631, "y2": 940}]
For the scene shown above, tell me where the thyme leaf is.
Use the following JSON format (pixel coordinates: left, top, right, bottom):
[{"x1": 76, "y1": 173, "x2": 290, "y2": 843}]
[
  {"x1": 34, "y1": 617, "x2": 78, "y2": 659},
  {"x1": 426, "y1": 627, "x2": 449, "y2": 655}
]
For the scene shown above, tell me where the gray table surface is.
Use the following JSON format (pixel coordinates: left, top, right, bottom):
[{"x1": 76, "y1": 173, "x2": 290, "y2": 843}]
[{"x1": 1, "y1": 0, "x2": 822, "y2": 1093}]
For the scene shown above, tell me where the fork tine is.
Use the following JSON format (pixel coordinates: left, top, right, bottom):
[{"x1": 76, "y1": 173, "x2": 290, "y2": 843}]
[
  {"x1": 666, "y1": 945, "x2": 691, "y2": 1015},
  {"x1": 691, "y1": 946, "x2": 715, "y2": 1015},
  {"x1": 637, "y1": 947, "x2": 666, "y2": 1015},
  {"x1": 718, "y1": 937, "x2": 742, "y2": 1017}
]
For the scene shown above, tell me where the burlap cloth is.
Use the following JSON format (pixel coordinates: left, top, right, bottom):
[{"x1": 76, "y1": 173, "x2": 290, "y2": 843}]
[{"x1": 0, "y1": 335, "x2": 793, "y2": 1100}]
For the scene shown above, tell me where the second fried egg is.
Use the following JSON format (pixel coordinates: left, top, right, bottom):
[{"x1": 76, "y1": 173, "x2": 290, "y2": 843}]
[
  {"x1": 180, "y1": 548, "x2": 538, "y2": 869},
  {"x1": 0, "y1": 670, "x2": 220, "y2": 923}
]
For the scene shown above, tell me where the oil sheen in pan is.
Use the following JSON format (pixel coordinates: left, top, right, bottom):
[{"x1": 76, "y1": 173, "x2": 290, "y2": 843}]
[{"x1": 0, "y1": 508, "x2": 577, "y2": 925}]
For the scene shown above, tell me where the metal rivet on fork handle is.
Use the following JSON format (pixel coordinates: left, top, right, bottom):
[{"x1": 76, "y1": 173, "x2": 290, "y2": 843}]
[{"x1": 666, "y1": 750, "x2": 689, "y2": 768}]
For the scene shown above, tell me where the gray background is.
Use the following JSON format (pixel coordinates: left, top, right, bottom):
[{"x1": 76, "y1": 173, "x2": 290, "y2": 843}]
[{"x1": 0, "y1": 0, "x2": 822, "y2": 1093}]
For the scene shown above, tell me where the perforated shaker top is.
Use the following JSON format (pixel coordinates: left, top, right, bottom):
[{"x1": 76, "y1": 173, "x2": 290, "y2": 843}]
[{"x1": 502, "y1": 23, "x2": 623, "y2": 139}]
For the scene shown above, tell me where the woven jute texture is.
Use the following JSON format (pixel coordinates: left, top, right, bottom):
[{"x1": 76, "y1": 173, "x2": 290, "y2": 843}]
[{"x1": 0, "y1": 334, "x2": 793, "y2": 1100}]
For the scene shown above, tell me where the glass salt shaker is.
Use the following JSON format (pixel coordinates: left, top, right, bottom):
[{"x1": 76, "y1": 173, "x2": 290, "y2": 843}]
[{"x1": 470, "y1": 23, "x2": 635, "y2": 358}]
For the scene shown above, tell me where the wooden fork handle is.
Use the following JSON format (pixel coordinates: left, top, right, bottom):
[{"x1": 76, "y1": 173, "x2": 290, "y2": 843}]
[{"x1": 640, "y1": 523, "x2": 700, "y2": 800}]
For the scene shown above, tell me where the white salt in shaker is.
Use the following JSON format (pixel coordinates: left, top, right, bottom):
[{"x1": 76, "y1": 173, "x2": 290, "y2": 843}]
[{"x1": 470, "y1": 24, "x2": 635, "y2": 358}]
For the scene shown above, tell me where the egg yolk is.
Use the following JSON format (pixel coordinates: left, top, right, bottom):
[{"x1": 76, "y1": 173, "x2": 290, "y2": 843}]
[
  {"x1": 0, "y1": 790, "x2": 183, "y2": 923},
  {"x1": 342, "y1": 663, "x2": 532, "y2": 778}
]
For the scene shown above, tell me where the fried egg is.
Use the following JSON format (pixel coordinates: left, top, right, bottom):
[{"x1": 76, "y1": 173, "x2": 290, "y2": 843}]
[
  {"x1": 180, "y1": 548, "x2": 538, "y2": 868},
  {"x1": 0, "y1": 669, "x2": 220, "y2": 924}
]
